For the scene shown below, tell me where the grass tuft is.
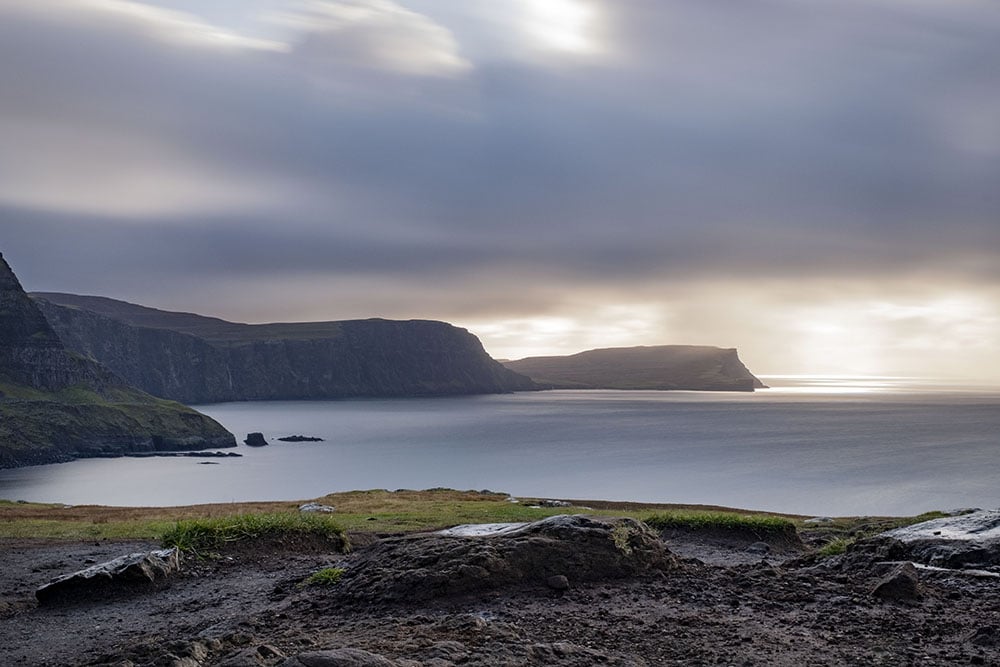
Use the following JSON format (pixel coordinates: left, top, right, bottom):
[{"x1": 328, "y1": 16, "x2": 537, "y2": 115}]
[
  {"x1": 302, "y1": 567, "x2": 345, "y2": 587},
  {"x1": 161, "y1": 513, "x2": 347, "y2": 556},
  {"x1": 645, "y1": 511, "x2": 796, "y2": 536},
  {"x1": 817, "y1": 537, "x2": 853, "y2": 556}
]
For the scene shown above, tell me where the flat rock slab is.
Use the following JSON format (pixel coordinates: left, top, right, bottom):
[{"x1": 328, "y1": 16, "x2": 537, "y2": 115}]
[
  {"x1": 435, "y1": 522, "x2": 528, "y2": 537},
  {"x1": 36, "y1": 548, "x2": 180, "y2": 606},
  {"x1": 331, "y1": 515, "x2": 677, "y2": 603},
  {"x1": 848, "y1": 510, "x2": 1000, "y2": 569},
  {"x1": 882, "y1": 510, "x2": 1000, "y2": 568},
  {"x1": 299, "y1": 503, "x2": 337, "y2": 513}
]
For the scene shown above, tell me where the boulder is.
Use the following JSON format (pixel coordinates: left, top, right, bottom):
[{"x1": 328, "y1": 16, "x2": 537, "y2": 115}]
[
  {"x1": 36, "y1": 548, "x2": 180, "y2": 605},
  {"x1": 871, "y1": 562, "x2": 922, "y2": 601},
  {"x1": 331, "y1": 515, "x2": 677, "y2": 602},
  {"x1": 851, "y1": 510, "x2": 1000, "y2": 569},
  {"x1": 244, "y1": 433, "x2": 268, "y2": 447},
  {"x1": 281, "y1": 649, "x2": 398, "y2": 667},
  {"x1": 299, "y1": 503, "x2": 336, "y2": 513},
  {"x1": 278, "y1": 435, "x2": 325, "y2": 442}
]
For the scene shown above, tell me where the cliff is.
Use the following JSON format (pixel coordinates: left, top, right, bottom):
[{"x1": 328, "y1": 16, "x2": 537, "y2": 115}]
[
  {"x1": 502, "y1": 345, "x2": 766, "y2": 392},
  {"x1": 0, "y1": 254, "x2": 235, "y2": 469},
  {"x1": 31, "y1": 294, "x2": 537, "y2": 403}
]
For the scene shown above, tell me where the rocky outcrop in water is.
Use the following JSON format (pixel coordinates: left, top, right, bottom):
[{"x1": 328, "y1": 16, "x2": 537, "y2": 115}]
[
  {"x1": 503, "y1": 345, "x2": 766, "y2": 391},
  {"x1": 0, "y1": 253, "x2": 235, "y2": 468},
  {"x1": 33, "y1": 293, "x2": 537, "y2": 403}
]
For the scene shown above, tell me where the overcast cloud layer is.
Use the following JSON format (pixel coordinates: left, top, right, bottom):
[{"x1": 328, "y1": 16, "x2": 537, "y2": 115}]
[{"x1": 1, "y1": 0, "x2": 998, "y2": 380}]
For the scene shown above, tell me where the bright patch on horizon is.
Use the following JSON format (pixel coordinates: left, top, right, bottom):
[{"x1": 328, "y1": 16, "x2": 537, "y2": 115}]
[{"x1": 463, "y1": 303, "x2": 669, "y2": 361}]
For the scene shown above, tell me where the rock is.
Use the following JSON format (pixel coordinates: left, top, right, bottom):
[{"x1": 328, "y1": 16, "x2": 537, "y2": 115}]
[
  {"x1": 966, "y1": 626, "x2": 1000, "y2": 647},
  {"x1": 220, "y1": 644, "x2": 288, "y2": 666},
  {"x1": 331, "y1": 515, "x2": 677, "y2": 602},
  {"x1": 943, "y1": 508, "x2": 980, "y2": 516},
  {"x1": 804, "y1": 517, "x2": 834, "y2": 525},
  {"x1": 436, "y1": 522, "x2": 528, "y2": 537},
  {"x1": 36, "y1": 548, "x2": 180, "y2": 605},
  {"x1": 745, "y1": 541, "x2": 771, "y2": 555},
  {"x1": 244, "y1": 432, "x2": 268, "y2": 447},
  {"x1": 857, "y1": 509, "x2": 1000, "y2": 568},
  {"x1": 425, "y1": 641, "x2": 467, "y2": 661},
  {"x1": 278, "y1": 435, "x2": 325, "y2": 442},
  {"x1": 528, "y1": 642, "x2": 647, "y2": 666},
  {"x1": 299, "y1": 503, "x2": 336, "y2": 513},
  {"x1": 546, "y1": 574, "x2": 570, "y2": 590},
  {"x1": 871, "y1": 562, "x2": 922, "y2": 601},
  {"x1": 281, "y1": 648, "x2": 398, "y2": 667},
  {"x1": 539, "y1": 500, "x2": 572, "y2": 508}
]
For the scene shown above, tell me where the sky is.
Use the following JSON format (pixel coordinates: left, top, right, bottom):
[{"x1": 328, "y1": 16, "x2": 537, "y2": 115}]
[{"x1": 0, "y1": 0, "x2": 998, "y2": 381}]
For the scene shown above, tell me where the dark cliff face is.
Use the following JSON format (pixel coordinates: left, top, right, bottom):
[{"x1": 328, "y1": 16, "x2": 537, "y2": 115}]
[
  {"x1": 502, "y1": 345, "x2": 766, "y2": 392},
  {"x1": 32, "y1": 294, "x2": 537, "y2": 403},
  {"x1": 0, "y1": 256, "x2": 114, "y2": 393},
  {"x1": 0, "y1": 254, "x2": 235, "y2": 469}
]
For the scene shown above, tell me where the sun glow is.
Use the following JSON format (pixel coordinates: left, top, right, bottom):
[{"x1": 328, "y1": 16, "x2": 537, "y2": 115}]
[{"x1": 519, "y1": 0, "x2": 601, "y2": 54}]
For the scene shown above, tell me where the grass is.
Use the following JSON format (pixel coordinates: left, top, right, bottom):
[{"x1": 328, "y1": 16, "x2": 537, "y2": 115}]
[
  {"x1": 161, "y1": 513, "x2": 347, "y2": 555},
  {"x1": 0, "y1": 490, "x2": 787, "y2": 540},
  {"x1": 817, "y1": 537, "x2": 853, "y2": 556},
  {"x1": 302, "y1": 567, "x2": 345, "y2": 587},
  {"x1": 0, "y1": 488, "x2": 961, "y2": 547},
  {"x1": 644, "y1": 510, "x2": 797, "y2": 535}
]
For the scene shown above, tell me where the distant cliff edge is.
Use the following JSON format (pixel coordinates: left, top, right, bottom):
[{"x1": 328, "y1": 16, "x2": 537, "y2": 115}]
[
  {"x1": 502, "y1": 345, "x2": 766, "y2": 392},
  {"x1": 32, "y1": 293, "x2": 537, "y2": 404},
  {"x1": 0, "y1": 255, "x2": 235, "y2": 469}
]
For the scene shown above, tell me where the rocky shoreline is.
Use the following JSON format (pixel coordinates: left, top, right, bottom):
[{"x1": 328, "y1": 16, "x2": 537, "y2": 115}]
[{"x1": 2, "y1": 510, "x2": 1000, "y2": 666}]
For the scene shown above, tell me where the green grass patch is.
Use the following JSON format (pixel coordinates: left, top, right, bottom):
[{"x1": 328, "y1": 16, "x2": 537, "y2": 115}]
[
  {"x1": 645, "y1": 511, "x2": 796, "y2": 535},
  {"x1": 161, "y1": 513, "x2": 347, "y2": 556},
  {"x1": 0, "y1": 518, "x2": 176, "y2": 540},
  {"x1": 817, "y1": 537, "x2": 854, "y2": 557},
  {"x1": 302, "y1": 567, "x2": 345, "y2": 587}
]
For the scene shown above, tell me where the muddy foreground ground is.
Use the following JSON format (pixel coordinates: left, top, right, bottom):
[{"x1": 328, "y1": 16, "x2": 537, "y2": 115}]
[{"x1": 2, "y1": 522, "x2": 999, "y2": 666}]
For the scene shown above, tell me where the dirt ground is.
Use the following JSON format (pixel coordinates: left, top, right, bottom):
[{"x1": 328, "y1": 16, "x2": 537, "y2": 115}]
[{"x1": 2, "y1": 527, "x2": 999, "y2": 666}]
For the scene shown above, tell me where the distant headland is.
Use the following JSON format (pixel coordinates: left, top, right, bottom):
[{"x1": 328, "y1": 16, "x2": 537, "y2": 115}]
[{"x1": 503, "y1": 345, "x2": 766, "y2": 392}]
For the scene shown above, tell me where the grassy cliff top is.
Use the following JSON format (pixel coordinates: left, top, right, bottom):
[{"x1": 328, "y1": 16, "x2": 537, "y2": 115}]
[{"x1": 32, "y1": 292, "x2": 469, "y2": 343}]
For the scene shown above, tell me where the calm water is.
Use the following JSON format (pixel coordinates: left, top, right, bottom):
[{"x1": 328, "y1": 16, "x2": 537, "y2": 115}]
[{"x1": 1, "y1": 377, "x2": 998, "y2": 516}]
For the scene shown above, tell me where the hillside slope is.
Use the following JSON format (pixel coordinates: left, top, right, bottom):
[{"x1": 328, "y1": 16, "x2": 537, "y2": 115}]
[
  {"x1": 0, "y1": 254, "x2": 235, "y2": 469},
  {"x1": 503, "y1": 345, "x2": 766, "y2": 392},
  {"x1": 32, "y1": 293, "x2": 537, "y2": 403}
]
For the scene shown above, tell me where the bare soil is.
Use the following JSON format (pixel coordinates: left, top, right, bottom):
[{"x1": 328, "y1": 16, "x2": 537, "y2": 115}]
[{"x1": 2, "y1": 527, "x2": 999, "y2": 666}]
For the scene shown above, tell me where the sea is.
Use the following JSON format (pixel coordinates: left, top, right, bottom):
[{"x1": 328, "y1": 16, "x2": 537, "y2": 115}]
[{"x1": 1, "y1": 376, "x2": 998, "y2": 516}]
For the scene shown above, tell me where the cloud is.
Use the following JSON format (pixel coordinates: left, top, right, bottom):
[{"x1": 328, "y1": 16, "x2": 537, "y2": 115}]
[
  {"x1": 8, "y1": 0, "x2": 287, "y2": 52},
  {"x1": 274, "y1": 0, "x2": 470, "y2": 77},
  {"x1": 1, "y1": 0, "x2": 998, "y2": 378}
]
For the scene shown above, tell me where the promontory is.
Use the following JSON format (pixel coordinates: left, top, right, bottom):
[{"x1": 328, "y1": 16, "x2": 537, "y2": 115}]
[
  {"x1": 0, "y1": 253, "x2": 235, "y2": 468},
  {"x1": 32, "y1": 293, "x2": 537, "y2": 404},
  {"x1": 503, "y1": 345, "x2": 765, "y2": 391}
]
